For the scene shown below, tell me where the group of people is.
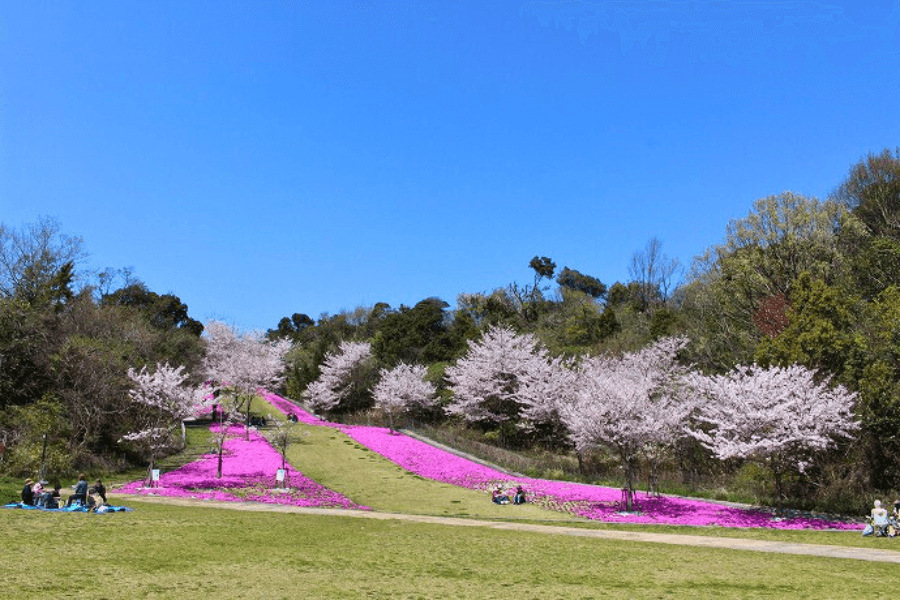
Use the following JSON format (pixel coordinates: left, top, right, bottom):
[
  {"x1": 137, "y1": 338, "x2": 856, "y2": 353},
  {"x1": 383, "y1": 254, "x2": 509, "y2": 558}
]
[
  {"x1": 20, "y1": 474, "x2": 107, "y2": 510},
  {"x1": 866, "y1": 499, "x2": 900, "y2": 537},
  {"x1": 491, "y1": 485, "x2": 527, "y2": 505}
]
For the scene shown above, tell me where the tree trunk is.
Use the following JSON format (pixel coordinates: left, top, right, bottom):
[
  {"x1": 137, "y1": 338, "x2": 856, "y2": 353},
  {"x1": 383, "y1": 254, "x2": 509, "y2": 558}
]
[
  {"x1": 622, "y1": 453, "x2": 639, "y2": 512},
  {"x1": 771, "y1": 462, "x2": 785, "y2": 514},
  {"x1": 217, "y1": 409, "x2": 225, "y2": 478},
  {"x1": 147, "y1": 453, "x2": 156, "y2": 487},
  {"x1": 648, "y1": 457, "x2": 661, "y2": 497},
  {"x1": 245, "y1": 394, "x2": 252, "y2": 440}
]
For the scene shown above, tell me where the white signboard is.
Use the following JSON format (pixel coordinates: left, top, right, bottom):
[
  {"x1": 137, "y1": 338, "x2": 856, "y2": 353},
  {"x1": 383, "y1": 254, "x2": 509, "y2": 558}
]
[
  {"x1": 151, "y1": 469, "x2": 161, "y2": 482},
  {"x1": 276, "y1": 469, "x2": 286, "y2": 483}
]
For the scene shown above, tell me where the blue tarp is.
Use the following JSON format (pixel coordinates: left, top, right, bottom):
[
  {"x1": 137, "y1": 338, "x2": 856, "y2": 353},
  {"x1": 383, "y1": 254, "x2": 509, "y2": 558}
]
[{"x1": 4, "y1": 502, "x2": 133, "y2": 513}]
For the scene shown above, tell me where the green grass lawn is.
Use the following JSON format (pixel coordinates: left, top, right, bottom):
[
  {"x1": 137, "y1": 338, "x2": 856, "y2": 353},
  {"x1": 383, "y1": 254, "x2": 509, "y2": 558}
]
[
  {"x1": 0, "y1": 500, "x2": 891, "y2": 600},
  {"x1": 1, "y1": 400, "x2": 895, "y2": 599}
]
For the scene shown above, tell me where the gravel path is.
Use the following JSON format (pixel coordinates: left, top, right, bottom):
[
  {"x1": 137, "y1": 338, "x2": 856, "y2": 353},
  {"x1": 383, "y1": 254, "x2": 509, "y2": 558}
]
[{"x1": 119, "y1": 493, "x2": 900, "y2": 564}]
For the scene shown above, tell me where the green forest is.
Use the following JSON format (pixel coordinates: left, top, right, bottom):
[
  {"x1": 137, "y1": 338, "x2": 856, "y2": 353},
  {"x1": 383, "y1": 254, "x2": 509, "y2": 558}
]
[{"x1": 2, "y1": 147, "x2": 899, "y2": 515}]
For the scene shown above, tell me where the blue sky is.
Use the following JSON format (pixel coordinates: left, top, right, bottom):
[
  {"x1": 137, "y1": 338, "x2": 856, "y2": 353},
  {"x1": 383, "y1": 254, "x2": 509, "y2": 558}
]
[{"x1": 2, "y1": 1, "x2": 898, "y2": 332}]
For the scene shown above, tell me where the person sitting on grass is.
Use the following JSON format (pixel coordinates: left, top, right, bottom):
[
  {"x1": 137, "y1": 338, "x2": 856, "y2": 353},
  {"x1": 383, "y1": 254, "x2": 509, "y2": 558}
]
[
  {"x1": 21, "y1": 479, "x2": 34, "y2": 506},
  {"x1": 93, "y1": 479, "x2": 107, "y2": 504},
  {"x1": 37, "y1": 482, "x2": 60, "y2": 509},
  {"x1": 38, "y1": 488, "x2": 59, "y2": 509},
  {"x1": 869, "y1": 499, "x2": 890, "y2": 537},
  {"x1": 491, "y1": 487, "x2": 510, "y2": 505},
  {"x1": 513, "y1": 485, "x2": 526, "y2": 505},
  {"x1": 889, "y1": 500, "x2": 900, "y2": 538},
  {"x1": 32, "y1": 479, "x2": 44, "y2": 500},
  {"x1": 67, "y1": 473, "x2": 88, "y2": 507}
]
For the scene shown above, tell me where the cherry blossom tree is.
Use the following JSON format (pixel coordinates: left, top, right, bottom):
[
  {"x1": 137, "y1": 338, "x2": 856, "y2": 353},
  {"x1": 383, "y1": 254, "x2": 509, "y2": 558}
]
[
  {"x1": 263, "y1": 418, "x2": 308, "y2": 487},
  {"x1": 202, "y1": 320, "x2": 292, "y2": 435},
  {"x1": 560, "y1": 337, "x2": 695, "y2": 510},
  {"x1": 372, "y1": 362, "x2": 437, "y2": 432},
  {"x1": 516, "y1": 353, "x2": 579, "y2": 447},
  {"x1": 305, "y1": 341, "x2": 374, "y2": 413},
  {"x1": 201, "y1": 320, "x2": 291, "y2": 477},
  {"x1": 687, "y1": 363, "x2": 859, "y2": 507},
  {"x1": 120, "y1": 362, "x2": 195, "y2": 484},
  {"x1": 445, "y1": 326, "x2": 572, "y2": 436}
]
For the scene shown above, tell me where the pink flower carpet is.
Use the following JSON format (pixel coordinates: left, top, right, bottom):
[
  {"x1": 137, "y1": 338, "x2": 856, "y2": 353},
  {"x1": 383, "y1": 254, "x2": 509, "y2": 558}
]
[{"x1": 116, "y1": 423, "x2": 364, "y2": 510}]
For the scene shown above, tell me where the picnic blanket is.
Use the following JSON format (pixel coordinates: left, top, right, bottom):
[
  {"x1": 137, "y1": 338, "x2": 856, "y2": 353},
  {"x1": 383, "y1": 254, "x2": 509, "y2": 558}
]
[{"x1": 4, "y1": 502, "x2": 133, "y2": 513}]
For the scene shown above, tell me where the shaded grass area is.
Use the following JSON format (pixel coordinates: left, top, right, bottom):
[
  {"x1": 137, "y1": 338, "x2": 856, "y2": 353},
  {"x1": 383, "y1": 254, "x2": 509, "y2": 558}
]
[
  {"x1": 0, "y1": 500, "x2": 889, "y2": 599},
  {"x1": 0, "y1": 426, "x2": 215, "y2": 505},
  {"x1": 103, "y1": 423, "x2": 217, "y2": 489}
]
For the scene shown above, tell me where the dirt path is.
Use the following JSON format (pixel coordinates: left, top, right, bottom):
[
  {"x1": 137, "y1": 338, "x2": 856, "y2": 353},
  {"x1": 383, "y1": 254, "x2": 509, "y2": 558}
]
[{"x1": 118, "y1": 493, "x2": 900, "y2": 564}]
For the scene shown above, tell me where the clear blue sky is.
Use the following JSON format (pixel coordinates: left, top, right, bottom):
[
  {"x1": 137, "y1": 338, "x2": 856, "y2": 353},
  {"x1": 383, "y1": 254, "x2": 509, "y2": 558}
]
[{"x1": 2, "y1": 1, "x2": 898, "y2": 332}]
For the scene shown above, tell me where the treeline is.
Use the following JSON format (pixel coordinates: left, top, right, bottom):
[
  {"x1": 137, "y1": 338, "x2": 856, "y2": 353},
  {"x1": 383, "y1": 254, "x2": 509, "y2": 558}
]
[
  {"x1": 269, "y1": 147, "x2": 900, "y2": 500},
  {"x1": 0, "y1": 217, "x2": 206, "y2": 475}
]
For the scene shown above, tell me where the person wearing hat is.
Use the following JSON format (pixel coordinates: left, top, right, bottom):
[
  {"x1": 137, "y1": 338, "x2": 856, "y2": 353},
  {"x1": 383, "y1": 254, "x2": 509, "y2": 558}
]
[{"x1": 21, "y1": 479, "x2": 34, "y2": 506}]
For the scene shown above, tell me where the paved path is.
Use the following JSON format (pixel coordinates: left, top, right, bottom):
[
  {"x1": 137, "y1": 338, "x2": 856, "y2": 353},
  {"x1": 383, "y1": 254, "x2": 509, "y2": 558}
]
[{"x1": 120, "y1": 493, "x2": 900, "y2": 564}]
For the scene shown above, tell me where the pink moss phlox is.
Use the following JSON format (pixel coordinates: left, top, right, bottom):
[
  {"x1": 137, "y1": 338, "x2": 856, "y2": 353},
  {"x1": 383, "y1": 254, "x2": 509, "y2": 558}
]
[
  {"x1": 117, "y1": 417, "x2": 365, "y2": 510},
  {"x1": 264, "y1": 393, "x2": 327, "y2": 425},
  {"x1": 265, "y1": 393, "x2": 857, "y2": 529}
]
